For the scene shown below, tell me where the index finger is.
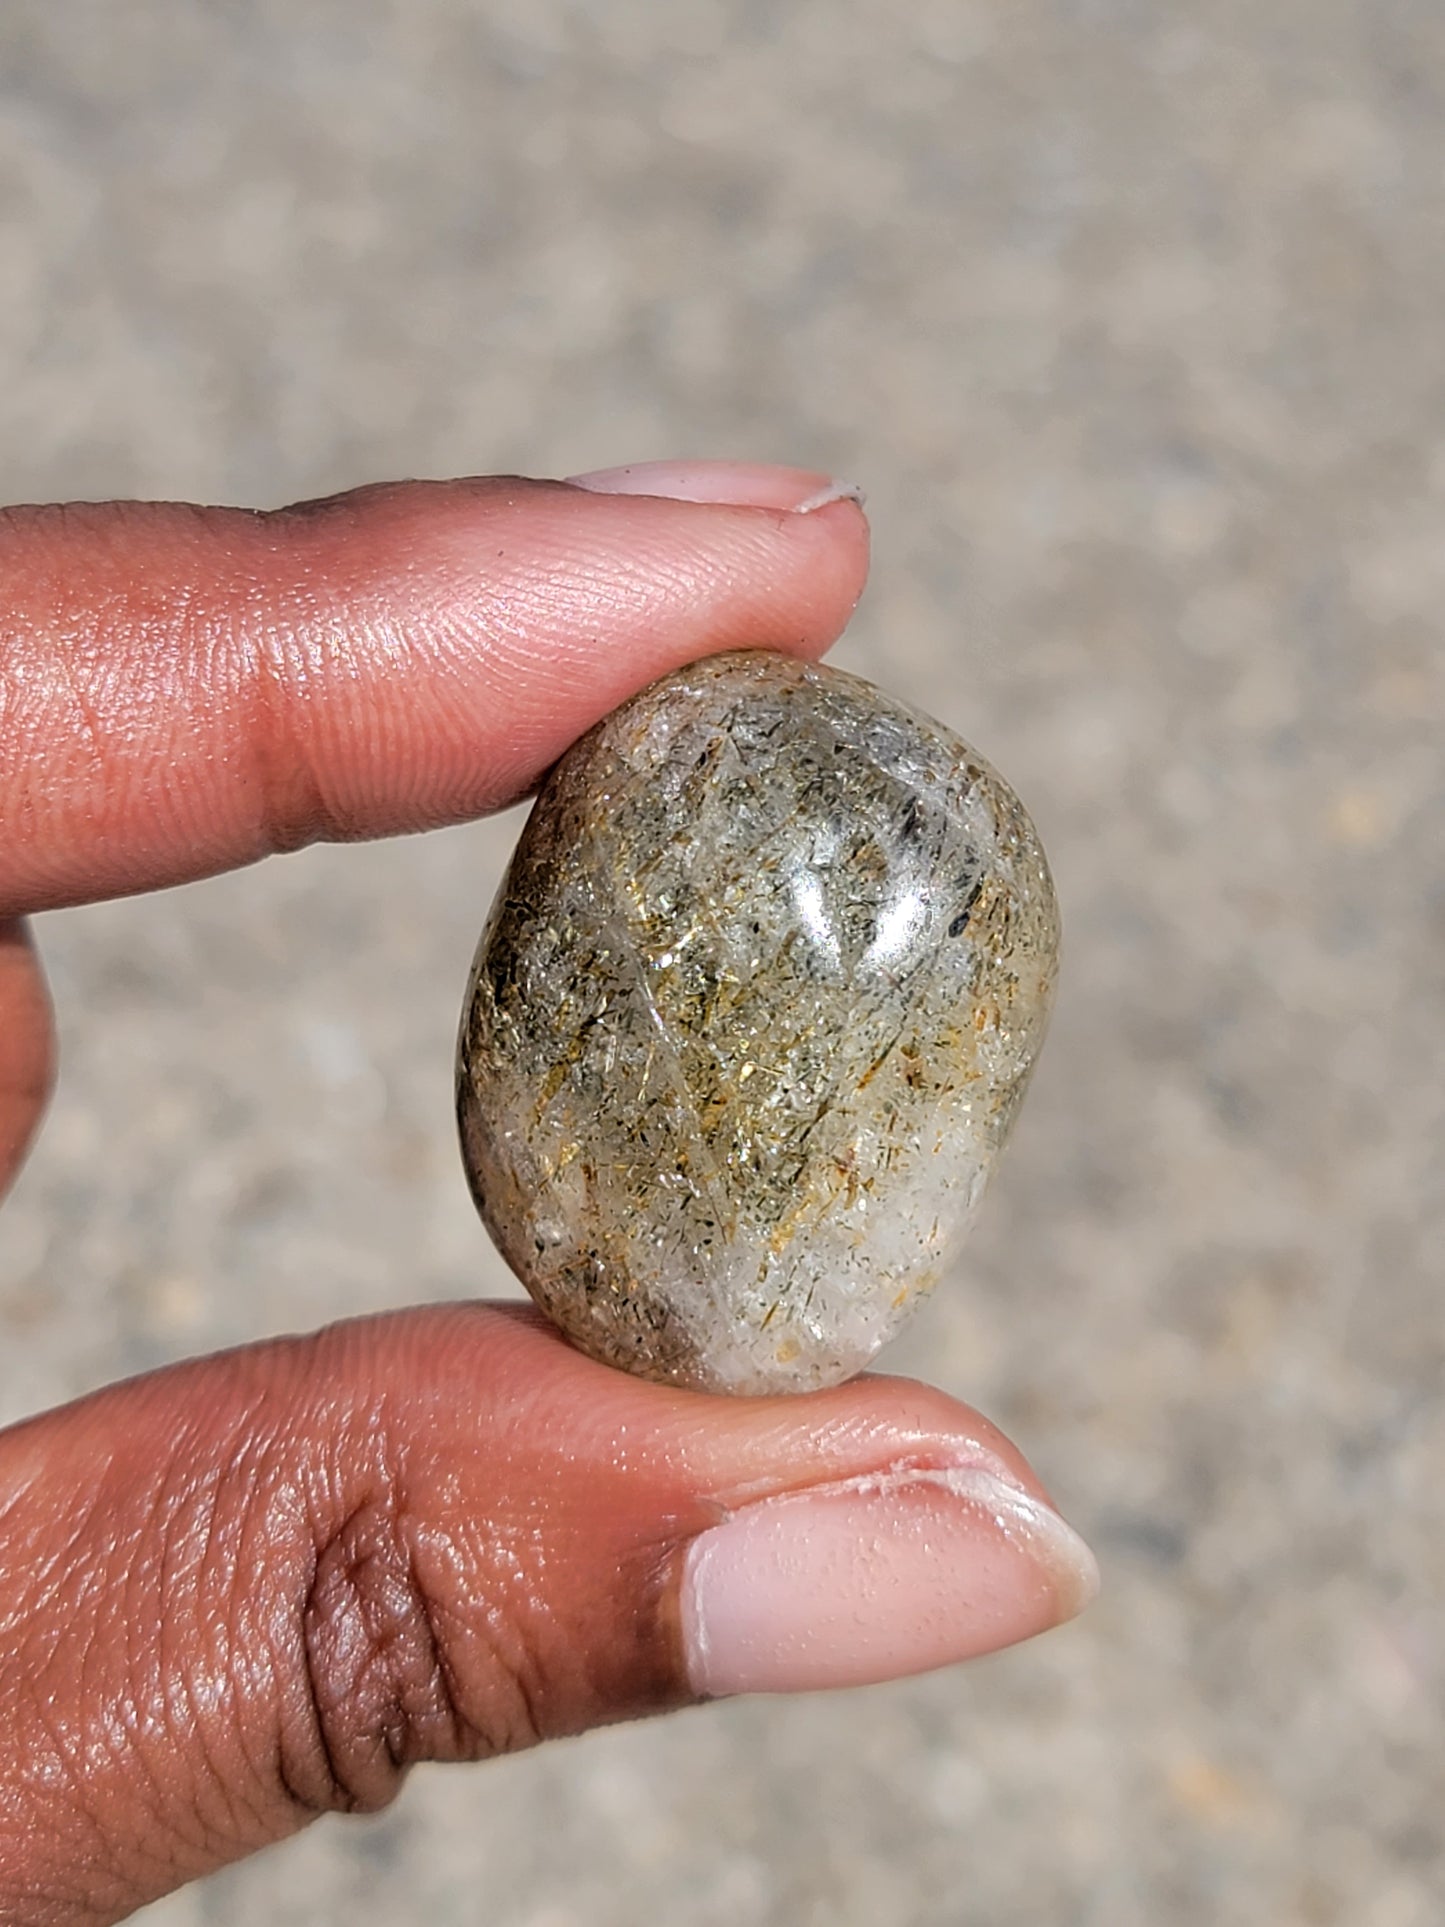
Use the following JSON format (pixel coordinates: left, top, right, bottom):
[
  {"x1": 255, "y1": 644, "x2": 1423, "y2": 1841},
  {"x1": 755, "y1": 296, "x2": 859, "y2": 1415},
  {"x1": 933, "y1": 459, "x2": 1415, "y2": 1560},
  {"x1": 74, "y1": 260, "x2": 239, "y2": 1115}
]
[{"x1": 0, "y1": 466, "x2": 868, "y2": 916}]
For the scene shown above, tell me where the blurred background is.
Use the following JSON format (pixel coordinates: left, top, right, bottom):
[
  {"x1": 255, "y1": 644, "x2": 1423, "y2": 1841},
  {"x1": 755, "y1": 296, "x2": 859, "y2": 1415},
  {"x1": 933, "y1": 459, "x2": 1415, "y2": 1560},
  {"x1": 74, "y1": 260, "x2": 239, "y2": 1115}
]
[{"x1": 1, "y1": 1, "x2": 1441, "y2": 1921}]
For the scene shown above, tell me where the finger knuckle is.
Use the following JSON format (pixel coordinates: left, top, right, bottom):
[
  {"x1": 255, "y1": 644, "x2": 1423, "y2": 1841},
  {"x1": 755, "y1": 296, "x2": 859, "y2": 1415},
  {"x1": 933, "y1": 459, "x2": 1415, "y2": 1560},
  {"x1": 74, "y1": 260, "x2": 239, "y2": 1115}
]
[
  {"x1": 228, "y1": 618, "x2": 341, "y2": 857},
  {"x1": 288, "y1": 1461, "x2": 545, "y2": 1816},
  {"x1": 292, "y1": 1492, "x2": 455, "y2": 1813}
]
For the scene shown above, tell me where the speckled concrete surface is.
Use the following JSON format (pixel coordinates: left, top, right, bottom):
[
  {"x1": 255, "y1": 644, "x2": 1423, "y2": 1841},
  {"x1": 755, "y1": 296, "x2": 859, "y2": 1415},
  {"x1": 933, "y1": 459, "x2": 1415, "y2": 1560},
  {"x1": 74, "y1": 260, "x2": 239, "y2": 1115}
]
[{"x1": 2, "y1": 3, "x2": 1441, "y2": 1922}]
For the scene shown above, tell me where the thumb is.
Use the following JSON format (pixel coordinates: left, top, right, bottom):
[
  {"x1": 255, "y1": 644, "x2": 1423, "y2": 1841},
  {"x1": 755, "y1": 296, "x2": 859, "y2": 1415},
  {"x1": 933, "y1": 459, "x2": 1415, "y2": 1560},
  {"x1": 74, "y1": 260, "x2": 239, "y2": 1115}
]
[{"x1": 0, "y1": 1306, "x2": 1096, "y2": 1923}]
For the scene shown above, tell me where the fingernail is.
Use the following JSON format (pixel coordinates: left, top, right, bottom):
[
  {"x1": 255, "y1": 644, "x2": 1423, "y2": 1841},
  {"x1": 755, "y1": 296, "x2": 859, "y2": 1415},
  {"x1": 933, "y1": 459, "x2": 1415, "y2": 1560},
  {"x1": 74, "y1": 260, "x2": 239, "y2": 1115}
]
[
  {"x1": 681, "y1": 1463, "x2": 1099, "y2": 1698},
  {"x1": 566, "y1": 460, "x2": 865, "y2": 514}
]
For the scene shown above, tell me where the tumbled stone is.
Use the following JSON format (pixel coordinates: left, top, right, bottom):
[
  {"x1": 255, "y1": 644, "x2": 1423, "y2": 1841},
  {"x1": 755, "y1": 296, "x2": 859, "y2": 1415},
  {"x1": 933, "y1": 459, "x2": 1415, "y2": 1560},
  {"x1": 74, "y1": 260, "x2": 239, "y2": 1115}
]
[{"x1": 456, "y1": 650, "x2": 1059, "y2": 1394}]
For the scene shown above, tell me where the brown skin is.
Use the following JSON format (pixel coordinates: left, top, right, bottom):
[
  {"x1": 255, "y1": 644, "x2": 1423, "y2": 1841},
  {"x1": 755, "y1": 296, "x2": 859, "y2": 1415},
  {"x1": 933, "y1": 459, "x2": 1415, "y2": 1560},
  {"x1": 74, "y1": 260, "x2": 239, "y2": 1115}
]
[
  {"x1": 0, "y1": 478, "x2": 1051, "y2": 1922},
  {"x1": 0, "y1": 1307, "x2": 1035, "y2": 1921}
]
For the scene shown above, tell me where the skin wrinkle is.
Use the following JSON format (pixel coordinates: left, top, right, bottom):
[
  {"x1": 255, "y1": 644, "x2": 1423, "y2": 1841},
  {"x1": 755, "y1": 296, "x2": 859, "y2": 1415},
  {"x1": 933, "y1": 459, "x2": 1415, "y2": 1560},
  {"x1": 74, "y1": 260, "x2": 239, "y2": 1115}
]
[
  {"x1": 283, "y1": 1410, "x2": 482, "y2": 1812},
  {"x1": 303, "y1": 1474, "x2": 532, "y2": 1804},
  {"x1": 407, "y1": 1474, "x2": 534, "y2": 1761},
  {"x1": 228, "y1": 594, "x2": 346, "y2": 861},
  {"x1": 214, "y1": 1451, "x2": 339, "y2": 1830},
  {"x1": 392, "y1": 1544, "x2": 464, "y2": 1765},
  {"x1": 24, "y1": 1428, "x2": 278, "y2": 1888},
  {"x1": 275, "y1": 1548, "x2": 348, "y2": 1820},
  {"x1": 44, "y1": 618, "x2": 112, "y2": 783},
  {"x1": 113, "y1": 1524, "x2": 177, "y2": 1853},
  {"x1": 300, "y1": 1508, "x2": 394, "y2": 1811},
  {"x1": 437, "y1": 1581, "x2": 542, "y2": 1762},
  {"x1": 6, "y1": 1482, "x2": 117, "y2": 1643},
  {"x1": 227, "y1": 1616, "x2": 295, "y2": 1841},
  {"x1": 38, "y1": 1610, "x2": 131, "y2": 1910},
  {"x1": 160, "y1": 1467, "x2": 277, "y2": 1855}
]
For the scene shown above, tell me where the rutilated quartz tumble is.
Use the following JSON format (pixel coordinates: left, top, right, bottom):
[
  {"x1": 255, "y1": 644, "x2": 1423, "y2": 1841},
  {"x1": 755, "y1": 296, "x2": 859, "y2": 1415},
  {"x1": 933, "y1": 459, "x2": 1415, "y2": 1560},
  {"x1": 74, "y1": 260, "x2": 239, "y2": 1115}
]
[{"x1": 457, "y1": 650, "x2": 1058, "y2": 1395}]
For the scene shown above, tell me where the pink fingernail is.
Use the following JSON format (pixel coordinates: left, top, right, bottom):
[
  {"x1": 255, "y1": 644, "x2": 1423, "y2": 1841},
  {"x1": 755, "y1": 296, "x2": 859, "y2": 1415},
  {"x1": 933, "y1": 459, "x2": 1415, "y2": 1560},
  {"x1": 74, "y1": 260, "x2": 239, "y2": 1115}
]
[
  {"x1": 565, "y1": 460, "x2": 865, "y2": 514},
  {"x1": 680, "y1": 1463, "x2": 1099, "y2": 1699}
]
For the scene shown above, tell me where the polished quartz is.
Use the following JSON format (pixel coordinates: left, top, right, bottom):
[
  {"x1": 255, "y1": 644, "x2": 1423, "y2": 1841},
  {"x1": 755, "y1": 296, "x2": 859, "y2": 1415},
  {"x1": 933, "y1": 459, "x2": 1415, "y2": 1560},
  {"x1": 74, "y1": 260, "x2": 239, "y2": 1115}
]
[{"x1": 457, "y1": 651, "x2": 1059, "y2": 1394}]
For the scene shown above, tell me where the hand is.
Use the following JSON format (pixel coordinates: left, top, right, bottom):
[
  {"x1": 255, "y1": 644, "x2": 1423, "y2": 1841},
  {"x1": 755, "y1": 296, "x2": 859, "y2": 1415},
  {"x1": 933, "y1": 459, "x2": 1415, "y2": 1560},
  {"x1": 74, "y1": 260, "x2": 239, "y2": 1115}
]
[{"x1": 0, "y1": 461, "x2": 1097, "y2": 1924}]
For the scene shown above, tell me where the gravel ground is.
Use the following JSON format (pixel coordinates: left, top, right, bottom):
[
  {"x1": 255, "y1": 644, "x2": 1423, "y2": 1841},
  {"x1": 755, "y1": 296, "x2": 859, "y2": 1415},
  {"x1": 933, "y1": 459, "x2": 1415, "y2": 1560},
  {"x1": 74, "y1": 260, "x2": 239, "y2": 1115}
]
[{"x1": 2, "y1": 3, "x2": 1440, "y2": 1922}]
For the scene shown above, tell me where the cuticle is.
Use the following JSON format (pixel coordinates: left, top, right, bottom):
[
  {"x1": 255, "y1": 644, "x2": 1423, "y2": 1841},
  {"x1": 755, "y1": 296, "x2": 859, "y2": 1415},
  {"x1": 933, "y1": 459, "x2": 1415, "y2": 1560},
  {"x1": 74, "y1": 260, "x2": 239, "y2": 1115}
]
[{"x1": 700, "y1": 1445, "x2": 1030, "y2": 1521}]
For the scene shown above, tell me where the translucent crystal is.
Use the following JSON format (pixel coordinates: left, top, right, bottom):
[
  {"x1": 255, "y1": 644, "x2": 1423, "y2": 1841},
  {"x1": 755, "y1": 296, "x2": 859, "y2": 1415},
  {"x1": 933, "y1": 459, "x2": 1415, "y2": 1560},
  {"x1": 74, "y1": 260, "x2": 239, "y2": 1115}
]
[{"x1": 457, "y1": 651, "x2": 1059, "y2": 1394}]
